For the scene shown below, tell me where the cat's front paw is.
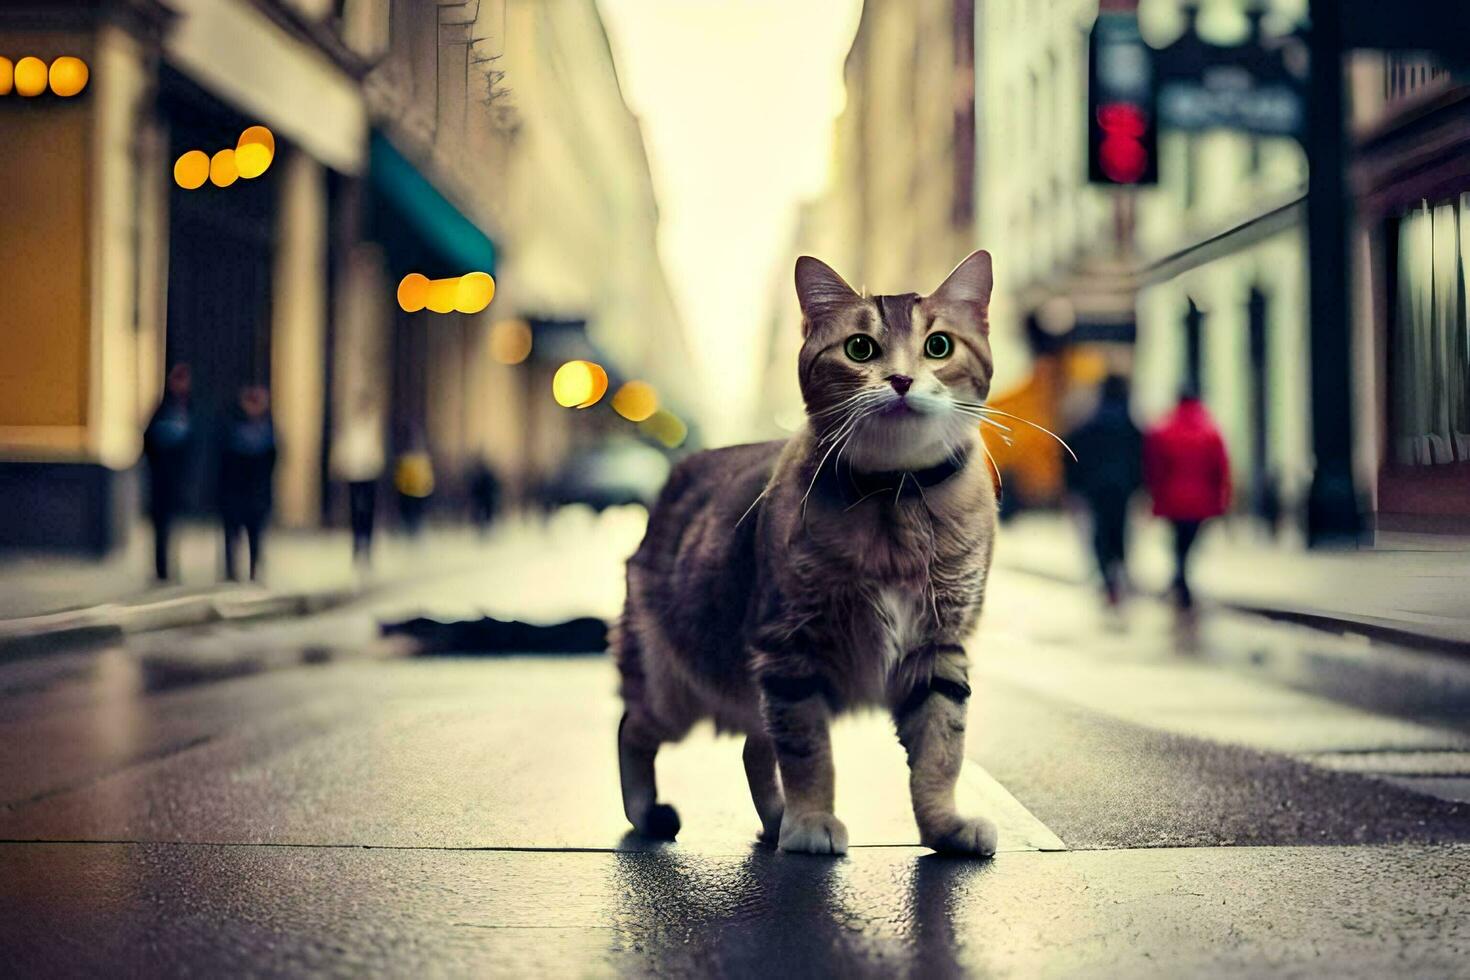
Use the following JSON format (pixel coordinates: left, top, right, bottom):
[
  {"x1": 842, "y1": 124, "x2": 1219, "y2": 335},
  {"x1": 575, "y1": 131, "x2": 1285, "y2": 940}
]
[
  {"x1": 922, "y1": 815, "x2": 998, "y2": 857},
  {"x1": 778, "y1": 811, "x2": 848, "y2": 856}
]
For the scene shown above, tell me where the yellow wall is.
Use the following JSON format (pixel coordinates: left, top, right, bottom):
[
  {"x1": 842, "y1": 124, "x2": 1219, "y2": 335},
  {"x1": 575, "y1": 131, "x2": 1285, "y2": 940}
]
[{"x1": 0, "y1": 30, "x2": 92, "y2": 445}]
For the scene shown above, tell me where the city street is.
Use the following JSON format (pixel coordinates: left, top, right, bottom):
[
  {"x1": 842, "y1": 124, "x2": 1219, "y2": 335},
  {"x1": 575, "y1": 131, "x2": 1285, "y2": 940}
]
[{"x1": 2, "y1": 530, "x2": 1467, "y2": 977}]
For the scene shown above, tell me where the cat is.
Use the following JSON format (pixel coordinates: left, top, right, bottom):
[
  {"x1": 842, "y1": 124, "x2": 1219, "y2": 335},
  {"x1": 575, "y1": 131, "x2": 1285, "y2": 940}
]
[{"x1": 614, "y1": 250, "x2": 999, "y2": 856}]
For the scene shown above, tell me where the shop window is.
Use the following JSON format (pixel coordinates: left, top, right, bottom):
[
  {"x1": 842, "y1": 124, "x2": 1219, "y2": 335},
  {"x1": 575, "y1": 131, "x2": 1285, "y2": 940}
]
[{"x1": 1392, "y1": 196, "x2": 1470, "y2": 466}]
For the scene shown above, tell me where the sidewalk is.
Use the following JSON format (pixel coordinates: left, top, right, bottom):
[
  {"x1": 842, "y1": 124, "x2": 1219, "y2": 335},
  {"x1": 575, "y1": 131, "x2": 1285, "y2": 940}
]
[
  {"x1": 0, "y1": 508, "x2": 647, "y2": 655},
  {"x1": 996, "y1": 511, "x2": 1470, "y2": 651}
]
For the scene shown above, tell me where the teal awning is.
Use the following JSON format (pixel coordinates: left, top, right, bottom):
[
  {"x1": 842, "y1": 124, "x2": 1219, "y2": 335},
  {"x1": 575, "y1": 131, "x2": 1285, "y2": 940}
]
[{"x1": 369, "y1": 132, "x2": 496, "y2": 275}]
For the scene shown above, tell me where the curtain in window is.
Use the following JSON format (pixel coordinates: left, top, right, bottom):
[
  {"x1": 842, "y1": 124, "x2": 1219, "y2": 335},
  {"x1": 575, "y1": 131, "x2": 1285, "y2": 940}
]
[{"x1": 1393, "y1": 195, "x2": 1470, "y2": 466}]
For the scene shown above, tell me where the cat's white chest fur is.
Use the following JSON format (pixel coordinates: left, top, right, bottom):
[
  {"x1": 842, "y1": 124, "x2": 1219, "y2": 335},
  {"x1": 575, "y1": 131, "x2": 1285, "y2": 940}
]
[{"x1": 870, "y1": 585, "x2": 929, "y2": 684}]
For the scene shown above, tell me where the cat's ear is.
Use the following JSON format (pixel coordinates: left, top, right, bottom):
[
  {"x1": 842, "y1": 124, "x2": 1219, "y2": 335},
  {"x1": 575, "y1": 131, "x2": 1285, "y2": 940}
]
[
  {"x1": 795, "y1": 256, "x2": 860, "y2": 326},
  {"x1": 930, "y1": 250, "x2": 993, "y2": 310}
]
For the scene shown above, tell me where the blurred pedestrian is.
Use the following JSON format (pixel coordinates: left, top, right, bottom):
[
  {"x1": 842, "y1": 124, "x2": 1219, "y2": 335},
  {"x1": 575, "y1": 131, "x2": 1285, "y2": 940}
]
[
  {"x1": 143, "y1": 363, "x2": 196, "y2": 582},
  {"x1": 331, "y1": 397, "x2": 385, "y2": 566},
  {"x1": 1065, "y1": 374, "x2": 1142, "y2": 607},
  {"x1": 219, "y1": 386, "x2": 277, "y2": 582},
  {"x1": 1144, "y1": 386, "x2": 1231, "y2": 610},
  {"x1": 468, "y1": 458, "x2": 501, "y2": 535},
  {"x1": 394, "y1": 437, "x2": 435, "y2": 537}
]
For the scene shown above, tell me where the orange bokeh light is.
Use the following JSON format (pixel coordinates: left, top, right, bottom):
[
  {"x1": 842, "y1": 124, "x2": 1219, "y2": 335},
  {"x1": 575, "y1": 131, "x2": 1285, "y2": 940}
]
[
  {"x1": 48, "y1": 56, "x2": 88, "y2": 97},
  {"x1": 174, "y1": 150, "x2": 210, "y2": 190},
  {"x1": 209, "y1": 148, "x2": 239, "y2": 187},
  {"x1": 14, "y1": 57, "x2": 47, "y2": 97},
  {"x1": 397, "y1": 273, "x2": 430, "y2": 312},
  {"x1": 489, "y1": 319, "x2": 532, "y2": 364}
]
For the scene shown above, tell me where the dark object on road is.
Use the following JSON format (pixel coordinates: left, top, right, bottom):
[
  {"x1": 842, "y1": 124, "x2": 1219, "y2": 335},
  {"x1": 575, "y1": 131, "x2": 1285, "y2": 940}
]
[
  {"x1": 219, "y1": 386, "x2": 278, "y2": 583},
  {"x1": 1144, "y1": 388, "x2": 1231, "y2": 609},
  {"x1": 1065, "y1": 374, "x2": 1142, "y2": 606},
  {"x1": 143, "y1": 363, "x2": 197, "y2": 582},
  {"x1": 385, "y1": 614, "x2": 608, "y2": 654}
]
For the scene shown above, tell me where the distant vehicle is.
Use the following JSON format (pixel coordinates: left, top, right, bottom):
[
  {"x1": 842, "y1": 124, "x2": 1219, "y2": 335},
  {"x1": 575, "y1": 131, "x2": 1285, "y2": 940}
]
[{"x1": 541, "y1": 439, "x2": 672, "y2": 511}]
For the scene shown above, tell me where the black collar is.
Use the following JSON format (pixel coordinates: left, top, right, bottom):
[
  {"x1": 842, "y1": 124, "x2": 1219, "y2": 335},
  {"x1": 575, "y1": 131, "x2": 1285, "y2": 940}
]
[{"x1": 816, "y1": 446, "x2": 971, "y2": 508}]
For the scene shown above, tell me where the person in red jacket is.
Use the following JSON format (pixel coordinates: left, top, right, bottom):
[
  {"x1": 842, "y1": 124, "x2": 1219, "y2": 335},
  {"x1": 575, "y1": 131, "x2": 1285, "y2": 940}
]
[{"x1": 1144, "y1": 387, "x2": 1231, "y2": 609}]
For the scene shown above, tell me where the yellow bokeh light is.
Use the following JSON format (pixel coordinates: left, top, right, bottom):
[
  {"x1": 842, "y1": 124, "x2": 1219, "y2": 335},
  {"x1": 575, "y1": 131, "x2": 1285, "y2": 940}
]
[
  {"x1": 455, "y1": 271, "x2": 496, "y2": 314},
  {"x1": 612, "y1": 381, "x2": 658, "y2": 422},
  {"x1": 426, "y1": 277, "x2": 458, "y2": 314},
  {"x1": 236, "y1": 126, "x2": 275, "y2": 179},
  {"x1": 640, "y1": 409, "x2": 687, "y2": 448},
  {"x1": 397, "y1": 273, "x2": 430, "y2": 312},
  {"x1": 209, "y1": 148, "x2": 239, "y2": 187},
  {"x1": 0, "y1": 58, "x2": 14, "y2": 96},
  {"x1": 236, "y1": 143, "x2": 272, "y2": 179},
  {"x1": 237, "y1": 125, "x2": 275, "y2": 155},
  {"x1": 173, "y1": 150, "x2": 210, "y2": 190},
  {"x1": 581, "y1": 362, "x2": 609, "y2": 408},
  {"x1": 14, "y1": 57, "x2": 47, "y2": 97},
  {"x1": 489, "y1": 319, "x2": 532, "y2": 365},
  {"x1": 48, "y1": 56, "x2": 88, "y2": 97},
  {"x1": 553, "y1": 360, "x2": 609, "y2": 409}
]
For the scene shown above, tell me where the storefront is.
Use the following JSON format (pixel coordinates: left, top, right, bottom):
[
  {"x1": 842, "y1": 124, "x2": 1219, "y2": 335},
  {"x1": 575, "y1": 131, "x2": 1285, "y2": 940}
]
[{"x1": 1354, "y1": 68, "x2": 1470, "y2": 530}]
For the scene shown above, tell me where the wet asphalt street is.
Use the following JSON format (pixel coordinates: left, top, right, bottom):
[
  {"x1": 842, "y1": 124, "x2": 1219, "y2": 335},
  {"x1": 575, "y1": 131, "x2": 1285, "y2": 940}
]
[{"x1": 1, "y1": 564, "x2": 1469, "y2": 977}]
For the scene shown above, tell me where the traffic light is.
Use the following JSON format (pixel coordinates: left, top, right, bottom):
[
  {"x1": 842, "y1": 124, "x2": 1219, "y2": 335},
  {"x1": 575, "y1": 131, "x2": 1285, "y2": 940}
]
[{"x1": 1087, "y1": 12, "x2": 1157, "y2": 186}]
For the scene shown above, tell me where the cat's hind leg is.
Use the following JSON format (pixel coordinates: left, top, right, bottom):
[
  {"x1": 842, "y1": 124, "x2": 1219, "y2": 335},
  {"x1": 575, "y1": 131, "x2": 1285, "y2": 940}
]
[
  {"x1": 618, "y1": 711, "x2": 681, "y2": 839},
  {"x1": 742, "y1": 734, "x2": 784, "y2": 843},
  {"x1": 892, "y1": 644, "x2": 997, "y2": 857}
]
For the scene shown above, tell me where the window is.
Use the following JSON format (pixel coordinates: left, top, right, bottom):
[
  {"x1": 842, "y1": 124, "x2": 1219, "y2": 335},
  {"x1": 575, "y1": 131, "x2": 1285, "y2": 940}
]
[{"x1": 1392, "y1": 196, "x2": 1470, "y2": 466}]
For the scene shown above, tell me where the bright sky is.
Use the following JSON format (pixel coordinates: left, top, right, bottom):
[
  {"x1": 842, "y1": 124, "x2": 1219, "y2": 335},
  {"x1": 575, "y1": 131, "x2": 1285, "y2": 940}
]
[{"x1": 598, "y1": 0, "x2": 863, "y2": 444}]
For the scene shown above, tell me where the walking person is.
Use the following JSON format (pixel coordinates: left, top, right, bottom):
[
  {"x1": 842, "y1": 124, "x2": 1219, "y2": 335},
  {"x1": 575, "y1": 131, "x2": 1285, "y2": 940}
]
[
  {"x1": 1065, "y1": 374, "x2": 1142, "y2": 608},
  {"x1": 219, "y1": 386, "x2": 278, "y2": 583},
  {"x1": 143, "y1": 363, "x2": 197, "y2": 582},
  {"x1": 331, "y1": 398, "x2": 385, "y2": 566},
  {"x1": 468, "y1": 458, "x2": 502, "y2": 535},
  {"x1": 393, "y1": 435, "x2": 435, "y2": 538},
  {"x1": 1144, "y1": 386, "x2": 1231, "y2": 610}
]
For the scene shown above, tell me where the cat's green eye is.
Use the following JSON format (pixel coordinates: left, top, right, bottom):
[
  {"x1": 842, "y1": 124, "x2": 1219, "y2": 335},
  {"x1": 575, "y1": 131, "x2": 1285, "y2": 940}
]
[
  {"x1": 844, "y1": 335, "x2": 879, "y2": 362},
  {"x1": 924, "y1": 332, "x2": 954, "y2": 359}
]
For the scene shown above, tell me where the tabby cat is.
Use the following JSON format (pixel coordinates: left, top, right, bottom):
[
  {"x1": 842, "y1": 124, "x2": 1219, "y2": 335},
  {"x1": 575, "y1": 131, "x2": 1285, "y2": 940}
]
[{"x1": 614, "y1": 250, "x2": 999, "y2": 856}]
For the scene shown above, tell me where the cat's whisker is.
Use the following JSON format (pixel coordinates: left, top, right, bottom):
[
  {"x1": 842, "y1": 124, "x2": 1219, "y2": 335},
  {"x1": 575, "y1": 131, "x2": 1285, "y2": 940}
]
[
  {"x1": 953, "y1": 409, "x2": 1013, "y2": 434},
  {"x1": 957, "y1": 404, "x2": 1078, "y2": 462},
  {"x1": 977, "y1": 437, "x2": 1004, "y2": 496},
  {"x1": 801, "y1": 406, "x2": 872, "y2": 519},
  {"x1": 733, "y1": 484, "x2": 769, "y2": 530}
]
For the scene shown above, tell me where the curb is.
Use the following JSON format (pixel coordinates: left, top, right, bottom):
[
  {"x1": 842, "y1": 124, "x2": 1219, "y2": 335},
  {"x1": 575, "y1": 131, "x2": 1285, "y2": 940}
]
[
  {"x1": 0, "y1": 586, "x2": 359, "y2": 660},
  {"x1": 1000, "y1": 560, "x2": 1470, "y2": 659}
]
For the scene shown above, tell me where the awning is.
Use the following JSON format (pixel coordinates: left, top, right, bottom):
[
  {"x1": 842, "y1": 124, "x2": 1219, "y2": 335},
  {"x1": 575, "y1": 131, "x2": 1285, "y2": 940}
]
[
  {"x1": 164, "y1": 0, "x2": 366, "y2": 174},
  {"x1": 369, "y1": 133, "x2": 497, "y2": 276}
]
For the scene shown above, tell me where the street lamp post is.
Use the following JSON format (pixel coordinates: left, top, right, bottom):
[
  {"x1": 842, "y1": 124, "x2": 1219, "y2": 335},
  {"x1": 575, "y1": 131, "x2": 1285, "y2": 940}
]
[{"x1": 1303, "y1": 0, "x2": 1361, "y2": 545}]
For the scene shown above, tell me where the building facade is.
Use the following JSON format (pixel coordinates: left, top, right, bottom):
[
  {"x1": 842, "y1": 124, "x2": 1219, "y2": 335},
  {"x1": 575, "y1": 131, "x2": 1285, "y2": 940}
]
[
  {"x1": 759, "y1": 0, "x2": 978, "y2": 435},
  {"x1": 0, "y1": 0, "x2": 687, "y2": 552},
  {"x1": 976, "y1": 0, "x2": 1316, "y2": 521},
  {"x1": 1347, "y1": 53, "x2": 1470, "y2": 531}
]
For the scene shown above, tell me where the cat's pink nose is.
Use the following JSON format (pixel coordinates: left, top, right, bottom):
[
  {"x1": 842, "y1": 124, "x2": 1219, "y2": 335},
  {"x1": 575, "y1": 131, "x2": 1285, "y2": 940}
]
[{"x1": 888, "y1": 374, "x2": 913, "y2": 395}]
